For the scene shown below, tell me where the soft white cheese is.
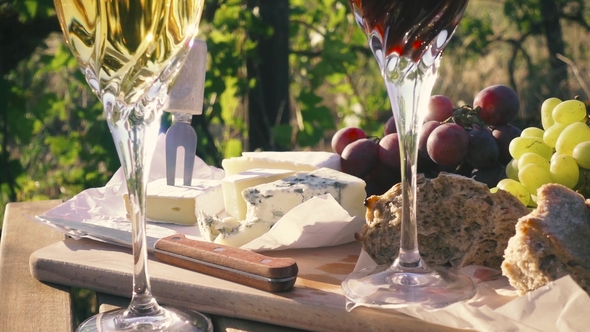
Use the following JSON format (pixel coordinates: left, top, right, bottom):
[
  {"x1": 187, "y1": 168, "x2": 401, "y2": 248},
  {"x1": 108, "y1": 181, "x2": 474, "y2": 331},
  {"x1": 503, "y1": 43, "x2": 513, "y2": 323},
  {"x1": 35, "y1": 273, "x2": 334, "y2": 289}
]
[
  {"x1": 124, "y1": 178, "x2": 223, "y2": 225},
  {"x1": 197, "y1": 212, "x2": 241, "y2": 242},
  {"x1": 222, "y1": 151, "x2": 341, "y2": 176},
  {"x1": 243, "y1": 167, "x2": 366, "y2": 224},
  {"x1": 222, "y1": 168, "x2": 295, "y2": 220},
  {"x1": 213, "y1": 217, "x2": 271, "y2": 247}
]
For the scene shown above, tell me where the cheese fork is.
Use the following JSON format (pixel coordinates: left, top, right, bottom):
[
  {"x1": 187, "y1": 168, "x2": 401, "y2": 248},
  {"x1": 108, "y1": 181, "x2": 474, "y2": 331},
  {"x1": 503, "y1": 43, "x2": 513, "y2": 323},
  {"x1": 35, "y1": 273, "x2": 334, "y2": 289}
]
[{"x1": 166, "y1": 39, "x2": 208, "y2": 186}]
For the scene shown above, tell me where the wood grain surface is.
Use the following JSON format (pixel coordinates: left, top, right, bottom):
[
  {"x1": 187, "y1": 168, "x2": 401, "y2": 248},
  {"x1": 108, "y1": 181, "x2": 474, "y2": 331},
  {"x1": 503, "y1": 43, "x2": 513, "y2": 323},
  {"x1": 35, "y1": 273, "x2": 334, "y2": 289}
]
[
  {"x1": 0, "y1": 200, "x2": 74, "y2": 332},
  {"x1": 30, "y1": 234, "x2": 464, "y2": 331}
]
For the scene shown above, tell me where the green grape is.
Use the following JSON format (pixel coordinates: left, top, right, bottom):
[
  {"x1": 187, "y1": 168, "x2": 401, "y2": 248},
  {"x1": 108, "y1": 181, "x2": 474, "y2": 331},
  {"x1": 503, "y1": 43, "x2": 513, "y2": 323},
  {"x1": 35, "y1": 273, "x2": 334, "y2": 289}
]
[
  {"x1": 529, "y1": 194, "x2": 538, "y2": 208},
  {"x1": 520, "y1": 127, "x2": 544, "y2": 139},
  {"x1": 505, "y1": 158, "x2": 519, "y2": 181},
  {"x1": 518, "y1": 152, "x2": 550, "y2": 171},
  {"x1": 518, "y1": 163, "x2": 553, "y2": 195},
  {"x1": 509, "y1": 136, "x2": 553, "y2": 160},
  {"x1": 541, "y1": 97, "x2": 561, "y2": 130},
  {"x1": 550, "y1": 154, "x2": 579, "y2": 189},
  {"x1": 555, "y1": 122, "x2": 590, "y2": 156},
  {"x1": 497, "y1": 178, "x2": 530, "y2": 206},
  {"x1": 573, "y1": 141, "x2": 590, "y2": 169},
  {"x1": 542, "y1": 122, "x2": 568, "y2": 148},
  {"x1": 552, "y1": 99, "x2": 587, "y2": 125}
]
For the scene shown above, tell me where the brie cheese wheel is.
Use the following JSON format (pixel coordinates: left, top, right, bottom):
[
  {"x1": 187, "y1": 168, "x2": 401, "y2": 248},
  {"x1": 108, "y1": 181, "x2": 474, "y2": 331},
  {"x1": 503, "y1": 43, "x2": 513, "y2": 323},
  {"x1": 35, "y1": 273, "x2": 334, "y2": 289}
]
[
  {"x1": 222, "y1": 168, "x2": 295, "y2": 220},
  {"x1": 222, "y1": 151, "x2": 341, "y2": 176},
  {"x1": 124, "y1": 178, "x2": 223, "y2": 225},
  {"x1": 243, "y1": 167, "x2": 366, "y2": 224}
]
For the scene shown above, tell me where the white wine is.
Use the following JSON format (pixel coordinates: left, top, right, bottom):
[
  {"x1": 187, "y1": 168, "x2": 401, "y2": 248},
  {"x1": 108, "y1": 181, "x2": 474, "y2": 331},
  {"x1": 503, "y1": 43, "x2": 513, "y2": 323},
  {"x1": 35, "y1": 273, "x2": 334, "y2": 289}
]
[{"x1": 54, "y1": 0, "x2": 204, "y2": 104}]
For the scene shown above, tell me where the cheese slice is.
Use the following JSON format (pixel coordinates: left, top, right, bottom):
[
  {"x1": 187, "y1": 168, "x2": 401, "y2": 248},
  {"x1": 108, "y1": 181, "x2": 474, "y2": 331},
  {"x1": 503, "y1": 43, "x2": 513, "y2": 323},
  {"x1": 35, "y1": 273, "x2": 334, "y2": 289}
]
[
  {"x1": 222, "y1": 151, "x2": 341, "y2": 176},
  {"x1": 242, "y1": 167, "x2": 366, "y2": 225},
  {"x1": 222, "y1": 168, "x2": 295, "y2": 220},
  {"x1": 123, "y1": 178, "x2": 223, "y2": 225}
]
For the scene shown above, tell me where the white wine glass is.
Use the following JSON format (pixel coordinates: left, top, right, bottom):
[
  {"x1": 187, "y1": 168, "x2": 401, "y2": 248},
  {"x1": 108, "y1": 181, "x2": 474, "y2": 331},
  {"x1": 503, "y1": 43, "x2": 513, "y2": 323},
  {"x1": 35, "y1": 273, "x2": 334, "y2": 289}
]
[
  {"x1": 53, "y1": 0, "x2": 212, "y2": 330},
  {"x1": 342, "y1": 0, "x2": 477, "y2": 308}
]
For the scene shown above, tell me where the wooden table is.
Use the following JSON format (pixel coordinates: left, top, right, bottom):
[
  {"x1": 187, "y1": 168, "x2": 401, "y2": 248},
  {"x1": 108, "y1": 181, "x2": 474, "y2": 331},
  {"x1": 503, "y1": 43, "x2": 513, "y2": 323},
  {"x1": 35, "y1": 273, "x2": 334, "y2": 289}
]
[
  {"x1": 0, "y1": 201, "x2": 307, "y2": 332},
  {"x1": 1, "y1": 200, "x2": 467, "y2": 332}
]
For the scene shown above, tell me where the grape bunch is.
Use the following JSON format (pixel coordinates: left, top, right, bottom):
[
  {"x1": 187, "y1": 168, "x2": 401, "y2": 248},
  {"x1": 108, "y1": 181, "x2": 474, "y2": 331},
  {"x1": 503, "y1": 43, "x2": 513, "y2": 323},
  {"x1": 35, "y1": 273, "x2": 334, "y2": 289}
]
[
  {"x1": 496, "y1": 97, "x2": 590, "y2": 207},
  {"x1": 331, "y1": 126, "x2": 402, "y2": 196},
  {"x1": 418, "y1": 85, "x2": 521, "y2": 188},
  {"x1": 331, "y1": 84, "x2": 522, "y2": 196}
]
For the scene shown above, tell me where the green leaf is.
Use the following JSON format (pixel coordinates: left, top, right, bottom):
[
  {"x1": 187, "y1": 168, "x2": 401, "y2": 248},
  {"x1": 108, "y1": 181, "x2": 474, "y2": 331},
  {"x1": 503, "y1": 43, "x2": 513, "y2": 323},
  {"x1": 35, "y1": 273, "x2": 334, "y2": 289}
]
[{"x1": 223, "y1": 138, "x2": 243, "y2": 158}]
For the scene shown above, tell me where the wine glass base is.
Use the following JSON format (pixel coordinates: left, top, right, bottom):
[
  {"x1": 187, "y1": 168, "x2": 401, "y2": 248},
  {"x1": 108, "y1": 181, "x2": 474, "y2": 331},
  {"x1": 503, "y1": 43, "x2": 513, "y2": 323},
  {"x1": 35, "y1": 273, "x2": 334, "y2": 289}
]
[
  {"x1": 342, "y1": 263, "x2": 477, "y2": 309},
  {"x1": 76, "y1": 306, "x2": 213, "y2": 332}
]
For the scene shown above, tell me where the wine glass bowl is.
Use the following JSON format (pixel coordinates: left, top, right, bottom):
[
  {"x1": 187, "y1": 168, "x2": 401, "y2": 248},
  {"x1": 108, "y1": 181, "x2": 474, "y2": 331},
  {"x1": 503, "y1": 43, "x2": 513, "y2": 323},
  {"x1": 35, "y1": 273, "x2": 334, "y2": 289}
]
[
  {"x1": 342, "y1": 0, "x2": 476, "y2": 309},
  {"x1": 54, "y1": 0, "x2": 211, "y2": 330}
]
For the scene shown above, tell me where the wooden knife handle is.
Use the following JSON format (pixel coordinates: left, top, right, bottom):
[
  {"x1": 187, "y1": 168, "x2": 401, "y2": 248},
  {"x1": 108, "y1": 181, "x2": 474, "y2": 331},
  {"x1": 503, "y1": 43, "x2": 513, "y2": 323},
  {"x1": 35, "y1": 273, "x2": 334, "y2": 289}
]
[{"x1": 153, "y1": 234, "x2": 298, "y2": 292}]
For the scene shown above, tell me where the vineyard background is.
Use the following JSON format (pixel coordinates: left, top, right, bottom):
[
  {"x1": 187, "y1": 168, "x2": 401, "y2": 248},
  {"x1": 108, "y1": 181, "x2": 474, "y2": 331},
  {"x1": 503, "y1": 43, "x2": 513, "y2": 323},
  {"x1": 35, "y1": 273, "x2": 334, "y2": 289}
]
[
  {"x1": 2, "y1": 0, "x2": 590, "y2": 224},
  {"x1": 1, "y1": 1, "x2": 589, "y2": 218}
]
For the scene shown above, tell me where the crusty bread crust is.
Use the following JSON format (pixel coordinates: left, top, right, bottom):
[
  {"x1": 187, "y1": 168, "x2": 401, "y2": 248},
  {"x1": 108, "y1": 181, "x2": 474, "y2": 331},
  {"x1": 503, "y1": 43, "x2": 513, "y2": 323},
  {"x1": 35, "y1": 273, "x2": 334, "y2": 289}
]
[
  {"x1": 357, "y1": 173, "x2": 529, "y2": 269},
  {"x1": 502, "y1": 184, "x2": 590, "y2": 295}
]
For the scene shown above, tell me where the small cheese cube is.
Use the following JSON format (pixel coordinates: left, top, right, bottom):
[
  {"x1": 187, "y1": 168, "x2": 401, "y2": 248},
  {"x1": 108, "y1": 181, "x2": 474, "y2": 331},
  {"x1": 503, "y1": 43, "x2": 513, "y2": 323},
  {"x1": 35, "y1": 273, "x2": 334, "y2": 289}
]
[
  {"x1": 222, "y1": 168, "x2": 295, "y2": 220},
  {"x1": 213, "y1": 217, "x2": 271, "y2": 247},
  {"x1": 123, "y1": 178, "x2": 223, "y2": 225}
]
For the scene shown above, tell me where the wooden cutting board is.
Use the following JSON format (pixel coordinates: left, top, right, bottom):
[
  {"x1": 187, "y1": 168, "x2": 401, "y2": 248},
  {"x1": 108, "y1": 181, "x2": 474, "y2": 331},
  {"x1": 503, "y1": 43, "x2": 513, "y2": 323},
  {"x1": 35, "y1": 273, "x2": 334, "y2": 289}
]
[{"x1": 30, "y1": 239, "x2": 463, "y2": 332}]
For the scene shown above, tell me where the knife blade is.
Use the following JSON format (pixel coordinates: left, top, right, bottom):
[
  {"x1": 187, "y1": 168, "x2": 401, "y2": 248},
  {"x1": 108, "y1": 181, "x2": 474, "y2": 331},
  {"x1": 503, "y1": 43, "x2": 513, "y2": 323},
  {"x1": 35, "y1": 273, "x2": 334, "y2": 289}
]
[{"x1": 34, "y1": 215, "x2": 298, "y2": 292}]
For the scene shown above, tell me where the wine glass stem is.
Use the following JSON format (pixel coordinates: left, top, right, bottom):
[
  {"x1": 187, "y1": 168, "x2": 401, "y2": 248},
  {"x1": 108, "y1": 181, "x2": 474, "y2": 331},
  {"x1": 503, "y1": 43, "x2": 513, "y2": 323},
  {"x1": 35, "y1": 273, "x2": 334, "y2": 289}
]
[
  {"x1": 384, "y1": 57, "x2": 441, "y2": 269},
  {"x1": 103, "y1": 89, "x2": 166, "y2": 320}
]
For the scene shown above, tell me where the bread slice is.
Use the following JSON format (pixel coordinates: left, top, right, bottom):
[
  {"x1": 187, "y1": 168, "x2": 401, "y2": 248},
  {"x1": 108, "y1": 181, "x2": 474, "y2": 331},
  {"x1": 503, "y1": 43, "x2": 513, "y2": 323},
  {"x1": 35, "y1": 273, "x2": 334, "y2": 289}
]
[
  {"x1": 357, "y1": 173, "x2": 529, "y2": 269},
  {"x1": 502, "y1": 184, "x2": 590, "y2": 295}
]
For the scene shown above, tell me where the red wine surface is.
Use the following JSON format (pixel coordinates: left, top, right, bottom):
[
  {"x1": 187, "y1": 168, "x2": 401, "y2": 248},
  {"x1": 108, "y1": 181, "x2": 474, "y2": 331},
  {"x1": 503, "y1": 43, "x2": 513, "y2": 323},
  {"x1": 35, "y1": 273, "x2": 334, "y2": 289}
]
[{"x1": 350, "y1": 0, "x2": 469, "y2": 62}]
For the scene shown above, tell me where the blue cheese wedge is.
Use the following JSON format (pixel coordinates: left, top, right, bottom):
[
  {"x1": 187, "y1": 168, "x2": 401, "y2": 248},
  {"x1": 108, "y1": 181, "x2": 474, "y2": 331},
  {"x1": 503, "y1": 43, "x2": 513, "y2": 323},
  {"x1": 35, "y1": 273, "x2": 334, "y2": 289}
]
[
  {"x1": 124, "y1": 178, "x2": 223, "y2": 225},
  {"x1": 222, "y1": 168, "x2": 295, "y2": 220},
  {"x1": 222, "y1": 151, "x2": 341, "y2": 176},
  {"x1": 197, "y1": 213, "x2": 242, "y2": 242},
  {"x1": 243, "y1": 167, "x2": 366, "y2": 225},
  {"x1": 213, "y1": 217, "x2": 271, "y2": 247},
  {"x1": 197, "y1": 168, "x2": 366, "y2": 247}
]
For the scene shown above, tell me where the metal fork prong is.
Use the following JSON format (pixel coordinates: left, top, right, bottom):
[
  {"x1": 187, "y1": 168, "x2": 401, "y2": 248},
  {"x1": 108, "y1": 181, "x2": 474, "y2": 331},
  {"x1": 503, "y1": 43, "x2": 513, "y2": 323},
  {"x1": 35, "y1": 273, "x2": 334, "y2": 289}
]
[{"x1": 166, "y1": 113, "x2": 197, "y2": 186}]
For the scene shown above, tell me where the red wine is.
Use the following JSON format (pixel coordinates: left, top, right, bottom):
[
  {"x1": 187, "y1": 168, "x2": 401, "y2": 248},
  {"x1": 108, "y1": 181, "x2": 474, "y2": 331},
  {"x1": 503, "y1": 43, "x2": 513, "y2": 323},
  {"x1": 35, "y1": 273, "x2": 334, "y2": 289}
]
[{"x1": 350, "y1": 0, "x2": 469, "y2": 62}]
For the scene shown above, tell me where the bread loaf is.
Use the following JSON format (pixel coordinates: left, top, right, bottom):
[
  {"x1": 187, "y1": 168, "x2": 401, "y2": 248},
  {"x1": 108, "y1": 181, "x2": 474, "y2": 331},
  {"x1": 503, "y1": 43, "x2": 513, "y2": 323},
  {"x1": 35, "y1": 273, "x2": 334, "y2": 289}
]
[
  {"x1": 502, "y1": 184, "x2": 590, "y2": 295},
  {"x1": 357, "y1": 173, "x2": 529, "y2": 269}
]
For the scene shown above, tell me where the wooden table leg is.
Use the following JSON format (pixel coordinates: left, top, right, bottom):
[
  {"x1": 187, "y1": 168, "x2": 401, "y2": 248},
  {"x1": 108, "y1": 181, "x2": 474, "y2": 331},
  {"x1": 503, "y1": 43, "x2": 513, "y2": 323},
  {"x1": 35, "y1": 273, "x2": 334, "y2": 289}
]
[{"x1": 0, "y1": 201, "x2": 75, "y2": 332}]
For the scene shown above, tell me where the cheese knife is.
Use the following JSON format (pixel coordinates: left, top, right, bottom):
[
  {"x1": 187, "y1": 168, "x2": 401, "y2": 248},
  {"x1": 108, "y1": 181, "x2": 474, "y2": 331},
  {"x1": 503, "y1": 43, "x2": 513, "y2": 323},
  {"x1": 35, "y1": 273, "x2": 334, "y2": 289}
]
[{"x1": 34, "y1": 215, "x2": 298, "y2": 292}]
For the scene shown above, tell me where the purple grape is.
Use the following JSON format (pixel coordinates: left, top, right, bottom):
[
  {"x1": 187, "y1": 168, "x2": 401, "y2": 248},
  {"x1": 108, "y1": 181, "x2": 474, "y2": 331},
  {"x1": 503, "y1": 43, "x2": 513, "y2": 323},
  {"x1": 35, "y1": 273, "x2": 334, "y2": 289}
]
[
  {"x1": 427, "y1": 123, "x2": 469, "y2": 171},
  {"x1": 473, "y1": 85, "x2": 520, "y2": 126},
  {"x1": 492, "y1": 124, "x2": 522, "y2": 164},
  {"x1": 471, "y1": 163, "x2": 505, "y2": 188},
  {"x1": 424, "y1": 95, "x2": 454, "y2": 123},
  {"x1": 384, "y1": 116, "x2": 397, "y2": 135},
  {"x1": 466, "y1": 125, "x2": 500, "y2": 169},
  {"x1": 419, "y1": 121, "x2": 441, "y2": 159},
  {"x1": 364, "y1": 161, "x2": 400, "y2": 196},
  {"x1": 378, "y1": 133, "x2": 401, "y2": 170},
  {"x1": 340, "y1": 138, "x2": 379, "y2": 178},
  {"x1": 331, "y1": 127, "x2": 367, "y2": 155}
]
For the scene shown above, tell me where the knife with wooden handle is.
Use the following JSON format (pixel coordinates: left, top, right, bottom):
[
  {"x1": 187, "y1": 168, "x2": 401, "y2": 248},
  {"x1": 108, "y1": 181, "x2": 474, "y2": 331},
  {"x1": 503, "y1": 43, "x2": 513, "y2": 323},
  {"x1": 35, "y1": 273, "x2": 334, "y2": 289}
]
[{"x1": 34, "y1": 215, "x2": 298, "y2": 292}]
